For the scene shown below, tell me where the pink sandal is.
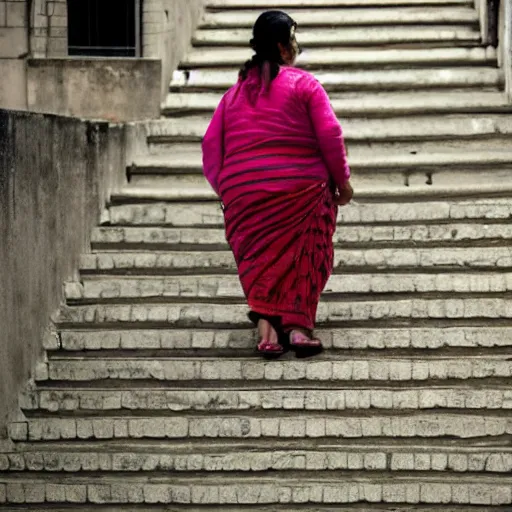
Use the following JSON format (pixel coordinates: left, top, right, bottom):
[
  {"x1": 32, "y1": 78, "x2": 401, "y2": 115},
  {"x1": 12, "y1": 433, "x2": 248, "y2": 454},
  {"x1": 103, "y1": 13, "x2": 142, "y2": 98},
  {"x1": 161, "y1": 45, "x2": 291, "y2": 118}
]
[
  {"x1": 289, "y1": 330, "x2": 324, "y2": 358},
  {"x1": 257, "y1": 339, "x2": 286, "y2": 360}
]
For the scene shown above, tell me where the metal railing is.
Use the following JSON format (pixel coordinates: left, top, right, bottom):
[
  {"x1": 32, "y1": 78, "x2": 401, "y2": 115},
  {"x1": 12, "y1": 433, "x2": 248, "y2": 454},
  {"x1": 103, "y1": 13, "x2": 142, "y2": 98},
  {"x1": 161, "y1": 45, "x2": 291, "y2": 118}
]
[{"x1": 476, "y1": 0, "x2": 512, "y2": 100}]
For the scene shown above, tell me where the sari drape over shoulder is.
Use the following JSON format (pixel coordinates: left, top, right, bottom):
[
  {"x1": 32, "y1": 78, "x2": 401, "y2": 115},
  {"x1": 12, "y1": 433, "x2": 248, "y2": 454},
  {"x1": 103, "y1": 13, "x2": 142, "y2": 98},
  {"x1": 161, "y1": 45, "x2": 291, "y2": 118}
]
[{"x1": 202, "y1": 67, "x2": 350, "y2": 331}]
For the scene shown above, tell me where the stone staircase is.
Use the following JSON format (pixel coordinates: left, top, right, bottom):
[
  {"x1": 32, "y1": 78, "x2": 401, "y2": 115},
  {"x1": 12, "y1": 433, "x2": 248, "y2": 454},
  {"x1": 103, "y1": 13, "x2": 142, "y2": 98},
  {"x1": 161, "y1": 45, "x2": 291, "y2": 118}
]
[{"x1": 2, "y1": 0, "x2": 512, "y2": 509}]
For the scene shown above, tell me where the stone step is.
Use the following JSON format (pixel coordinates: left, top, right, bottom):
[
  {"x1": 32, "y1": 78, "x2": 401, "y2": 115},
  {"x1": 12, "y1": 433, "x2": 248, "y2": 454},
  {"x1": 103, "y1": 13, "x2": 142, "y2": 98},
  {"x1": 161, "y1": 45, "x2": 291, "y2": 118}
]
[
  {"x1": 49, "y1": 327, "x2": 512, "y2": 352},
  {"x1": 51, "y1": 299, "x2": 512, "y2": 329},
  {"x1": 128, "y1": 150, "x2": 512, "y2": 176},
  {"x1": 20, "y1": 385, "x2": 512, "y2": 414},
  {"x1": 111, "y1": 183, "x2": 512, "y2": 204},
  {"x1": 169, "y1": 67, "x2": 502, "y2": 92},
  {"x1": 1, "y1": 473, "x2": 511, "y2": 505},
  {"x1": 0, "y1": 505, "x2": 504, "y2": 512},
  {"x1": 127, "y1": 151, "x2": 512, "y2": 191},
  {"x1": 199, "y1": 8, "x2": 479, "y2": 29},
  {"x1": 145, "y1": 113, "x2": 512, "y2": 144},
  {"x1": 180, "y1": 46, "x2": 496, "y2": 69},
  {"x1": 34, "y1": 353, "x2": 512, "y2": 384},
  {"x1": 128, "y1": 168, "x2": 512, "y2": 192},
  {"x1": 66, "y1": 273, "x2": 512, "y2": 303},
  {"x1": 3, "y1": 440, "x2": 512, "y2": 473},
  {"x1": 106, "y1": 198, "x2": 512, "y2": 226},
  {"x1": 86, "y1": 223, "x2": 512, "y2": 254},
  {"x1": 191, "y1": 26, "x2": 481, "y2": 48},
  {"x1": 82, "y1": 245, "x2": 512, "y2": 274},
  {"x1": 8, "y1": 412, "x2": 512, "y2": 442},
  {"x1": 207, "y1": 0, "x2": 475, "y2": 7},
  {"x1": 162, "y1": 91, "x2": 511, "y2": 117}
]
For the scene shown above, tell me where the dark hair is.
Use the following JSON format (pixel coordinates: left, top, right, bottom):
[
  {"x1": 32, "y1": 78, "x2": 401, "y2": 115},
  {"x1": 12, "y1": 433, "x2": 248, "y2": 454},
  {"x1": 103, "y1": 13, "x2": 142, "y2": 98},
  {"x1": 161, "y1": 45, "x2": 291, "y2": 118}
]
[{"x1": 240, "y1": 10, "x2": 297, "y2": 82}]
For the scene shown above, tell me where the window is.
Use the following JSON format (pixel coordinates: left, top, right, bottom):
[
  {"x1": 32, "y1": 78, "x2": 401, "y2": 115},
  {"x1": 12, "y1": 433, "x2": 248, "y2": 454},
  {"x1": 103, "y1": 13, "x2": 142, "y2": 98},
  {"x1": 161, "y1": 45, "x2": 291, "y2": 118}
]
[{"x1": 67, "y1": 0, "x2": 141, "y2": 57}]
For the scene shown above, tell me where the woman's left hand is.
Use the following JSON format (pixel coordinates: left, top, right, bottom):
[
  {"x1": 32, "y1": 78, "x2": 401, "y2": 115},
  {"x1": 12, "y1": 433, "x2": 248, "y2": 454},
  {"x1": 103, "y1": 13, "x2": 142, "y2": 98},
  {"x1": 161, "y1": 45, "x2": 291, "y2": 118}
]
[{"x1": 333, "y1": 181, "x2": 353, "y2": 206}]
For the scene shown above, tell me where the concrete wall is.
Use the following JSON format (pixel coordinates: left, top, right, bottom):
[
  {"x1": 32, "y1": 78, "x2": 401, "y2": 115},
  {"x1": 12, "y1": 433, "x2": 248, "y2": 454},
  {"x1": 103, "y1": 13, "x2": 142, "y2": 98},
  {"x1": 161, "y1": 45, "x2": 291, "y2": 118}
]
[
  {"x1": 143, "y1": 0, "x2": 206, "y2": 100},
  {"x1": 27, "y1": 58, "x2": 162, "y2": 122},
  {"x1": 0, "y1": 0, "x2": 205, "y2": 115},
  {"x1": 0, "y1": 1, "x2": 29, "y2": 110},
  {"x1": 0, "y1": 109, "x2": 128, "y2": 437}
]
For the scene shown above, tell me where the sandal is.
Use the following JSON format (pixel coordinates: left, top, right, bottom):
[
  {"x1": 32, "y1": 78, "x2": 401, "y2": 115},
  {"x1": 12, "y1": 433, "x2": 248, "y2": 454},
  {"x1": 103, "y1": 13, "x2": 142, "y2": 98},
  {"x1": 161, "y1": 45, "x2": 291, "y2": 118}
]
[
  {"x1": 257, "y1": 339, "x2": 286, "y2": 360},
  {"x1": 289, "y1": 330, "x2": 324, "y2": 359}
]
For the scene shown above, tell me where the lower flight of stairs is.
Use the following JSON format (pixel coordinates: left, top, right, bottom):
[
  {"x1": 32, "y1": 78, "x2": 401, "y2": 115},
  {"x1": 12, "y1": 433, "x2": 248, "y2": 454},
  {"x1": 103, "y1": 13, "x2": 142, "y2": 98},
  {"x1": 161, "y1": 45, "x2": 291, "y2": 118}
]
[{"x1": 3, "y1": 198, "x2": 512, "y2": 509}]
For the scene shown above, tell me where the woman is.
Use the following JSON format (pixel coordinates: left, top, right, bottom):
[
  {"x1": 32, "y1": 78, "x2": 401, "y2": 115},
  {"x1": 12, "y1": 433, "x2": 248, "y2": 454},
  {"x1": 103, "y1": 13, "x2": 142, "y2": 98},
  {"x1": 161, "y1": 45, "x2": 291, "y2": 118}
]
[{"x1": 202, "y1": 10, "x2": 353, "y2": 358}]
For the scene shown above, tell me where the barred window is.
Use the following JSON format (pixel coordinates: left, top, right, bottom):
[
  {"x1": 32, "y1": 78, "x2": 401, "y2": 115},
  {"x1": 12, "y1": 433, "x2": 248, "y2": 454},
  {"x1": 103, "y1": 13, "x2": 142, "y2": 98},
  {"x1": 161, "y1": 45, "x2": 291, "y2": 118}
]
[{"x1": 67, "y1": 0, "x2": 141, "y2": 57}]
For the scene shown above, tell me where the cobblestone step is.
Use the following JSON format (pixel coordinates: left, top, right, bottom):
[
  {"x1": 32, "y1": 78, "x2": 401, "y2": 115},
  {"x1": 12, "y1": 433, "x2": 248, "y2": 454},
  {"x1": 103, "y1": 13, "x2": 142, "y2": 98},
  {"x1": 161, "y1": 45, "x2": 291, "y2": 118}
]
[
  {"x1": 1, "y1": 473, "x2": 511, "y2": 505},
  {"x1": 9, "y1": 412, "x2": 512, "y2": 442},
  {"x1": 49, "y1": 327, "x2": 512, "y2": 352},
  {"x1": 66, "y1": 273, "x2": 512, "y2": 303},
  {"x1": 170, "y1": 67, "x2": 501, "y2": 92},
  {"x1": 35, "y1": 354, "x2": 512, "y2": 384},
  {"x1": 4, "y1": 439, "x2": 512, "y2": 473},
  {"x1": 180, "y1": 47, "x2": 495, "y2": 69},
  {"x1": 191, "y1": 26, "x2": 480, "y2": 49},
  {"x1": 0, "y1": 507, "x2": 508, "y2": 512},
  {"x1": 87, "y1": 224, "x2": 512, "y2": 254},
  {"x1": 105, "y1": 198, "x2": 512, "y2": 226},
  {"x1": 20, "y1": 386, "x2": 512, "y2": 413},
  {"x1": 79, "y1": 247, "x2": 512, "y2": 275},
  {"x1": 162, "y1": 91, "x2": 510, "y2": 117},
  {"x1": 200, "y1": 7, "x2": 478, "y2": 28},
  {"x1": 51, "y1": 299, "x2": 512, "y2": 329}
]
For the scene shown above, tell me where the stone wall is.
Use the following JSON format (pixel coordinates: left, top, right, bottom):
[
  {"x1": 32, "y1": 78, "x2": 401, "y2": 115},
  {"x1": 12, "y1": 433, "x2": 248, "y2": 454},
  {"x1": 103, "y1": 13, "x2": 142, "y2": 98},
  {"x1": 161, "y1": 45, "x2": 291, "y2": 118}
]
[
  {"x1": 0, "y1": 1, "x2": 28, "y2": 109},
  {"x1": 0, "y1": 109, "x2": 129, "y2": 437},
  {"x1": 142, "y1": 0, "x2": 206, "y2": 100}
]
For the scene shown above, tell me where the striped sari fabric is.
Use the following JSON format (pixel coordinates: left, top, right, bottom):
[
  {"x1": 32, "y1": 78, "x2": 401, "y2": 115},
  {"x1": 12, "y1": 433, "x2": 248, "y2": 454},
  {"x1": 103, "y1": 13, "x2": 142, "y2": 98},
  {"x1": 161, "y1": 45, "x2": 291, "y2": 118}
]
[{"x1": 202, "y1": 66, "x2": 350, "y2": 333}]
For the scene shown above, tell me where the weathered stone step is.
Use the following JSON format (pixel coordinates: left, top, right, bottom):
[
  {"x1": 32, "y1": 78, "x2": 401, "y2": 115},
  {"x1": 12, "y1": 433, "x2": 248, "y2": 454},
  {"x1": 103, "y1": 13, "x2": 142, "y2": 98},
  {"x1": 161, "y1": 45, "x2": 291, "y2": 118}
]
[
  {"x1": 169, "y1": 67, "x2": 502, "y2": 92},
  {"x1": 163, "y1": 91, "x2": 511, "y2": 118},
  {"x1": 106, "y1": 198, "x2": 512, "y2": 226},
  {"x1": 50, "y1": 327, "x2": 512, "y2": 352},
  {"x1": 35, "y1": 353, "x2": 512, "y2": 384},
  {"x1": 199, "y1": 8, "x2": 478, "y2": 28},
  {"x1": 21, "y1": 385, "x2": 512, "y2": 414},
  {"x1": 128, "y1": 151, "x2": 512, "y2": 180},
  {"x1": 51, "y1": 299, "x2": 512, "y2": 329},
  {"x1": 128, "y1": 168, "x2": 512, "y2": 193},
  {"x1": 180, "y1": 46, "x2": 495, "y2": 69},
  {"x1": 4, "y1": 439, "x2": 512, "y2": 473},
  {"x1": 207, "y1": 0, "x2": 474, "y2": 7},
  {"x1": 0, "y1": 507, "x2": 508, "y2": 512},
  {"x1": 81, "y1": 246, "x2": 512, "y2": 274},
  {"x1": 1, "y1": 473, "x2": 511, "y2": 505},
  {"x1": 66, "y1": 273, "x2": 512, "y2": 303},
  {"x1": 111, "y1": 183, "x2": 512, "y2": 204},
  {"x1": 9, "y1": 412, "x2": 512, "y2": 442},
  {"x1": 146, "y1": 113, "x2": 512, "y2": 144},
  {"x1": 86, "y1": 223, "x2": 512, "y2": 254},
  {"x1": 191, "y1": 26, "x2": 480, "y2": 48}
]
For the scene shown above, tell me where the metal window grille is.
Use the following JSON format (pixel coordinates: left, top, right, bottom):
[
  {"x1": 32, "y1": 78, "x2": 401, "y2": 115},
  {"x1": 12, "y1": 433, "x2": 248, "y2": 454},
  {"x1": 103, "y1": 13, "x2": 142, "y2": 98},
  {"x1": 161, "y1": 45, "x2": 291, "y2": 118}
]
[{"x1": 67, "y1": 0, "x2": 141, "y2": 57}]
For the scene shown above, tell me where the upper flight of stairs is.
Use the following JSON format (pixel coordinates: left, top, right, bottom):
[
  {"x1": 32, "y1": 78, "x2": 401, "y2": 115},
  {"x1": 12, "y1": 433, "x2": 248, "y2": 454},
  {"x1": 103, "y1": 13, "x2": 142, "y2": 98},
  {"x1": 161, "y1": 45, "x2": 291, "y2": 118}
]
[{"x1": 2, "y1": 0, "x2": 512, "y2": 509}]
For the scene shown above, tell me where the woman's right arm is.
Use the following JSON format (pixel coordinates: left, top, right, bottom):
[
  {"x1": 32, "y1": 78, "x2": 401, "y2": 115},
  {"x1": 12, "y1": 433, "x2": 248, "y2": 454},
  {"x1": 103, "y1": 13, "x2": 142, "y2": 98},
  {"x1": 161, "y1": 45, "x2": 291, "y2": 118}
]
[{"x1": 303, "y1": 76, "x2": 351, "y2": 195}]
